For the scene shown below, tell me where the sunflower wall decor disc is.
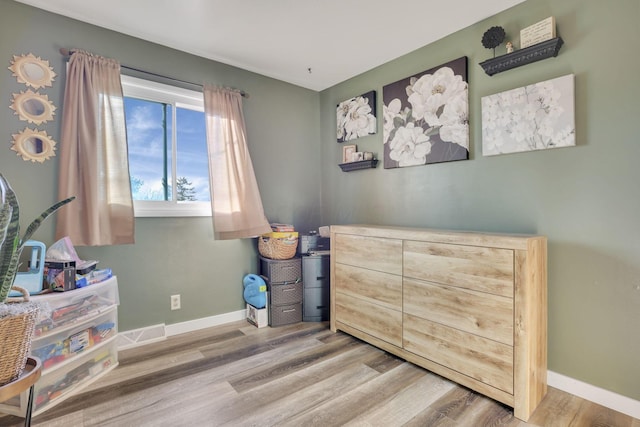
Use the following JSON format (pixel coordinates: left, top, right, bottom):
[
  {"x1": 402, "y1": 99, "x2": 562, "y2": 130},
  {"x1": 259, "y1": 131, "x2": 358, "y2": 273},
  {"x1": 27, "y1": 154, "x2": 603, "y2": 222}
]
[
  {"x1": 8, "y1": 53, "x2": 56, "y2": 89},
  {"x1": 10, "y1": 90, "x2": 56, "y2": 125},
  {"x1": 11, "y1": 128, "x2": 57, "y2": 163}
]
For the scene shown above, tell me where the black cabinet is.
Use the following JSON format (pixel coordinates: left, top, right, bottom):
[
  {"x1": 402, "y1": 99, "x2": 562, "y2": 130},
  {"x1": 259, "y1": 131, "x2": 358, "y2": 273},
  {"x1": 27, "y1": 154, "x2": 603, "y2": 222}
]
[{"x1": 302, "y1": 255, "x2": 330, "y2": 321}]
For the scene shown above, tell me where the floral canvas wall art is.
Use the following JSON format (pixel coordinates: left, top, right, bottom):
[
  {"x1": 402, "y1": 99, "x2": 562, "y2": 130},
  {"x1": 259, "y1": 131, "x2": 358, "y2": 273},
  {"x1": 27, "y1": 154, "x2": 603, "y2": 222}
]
[
  {"x1": 336, "y1": 91, "x2": 376, "y2": 142},
  {"x1": 382, "y1": 57, "x2": 469, "y2": 169},
  {"x1": 482, "y1": 74, "x2": 575, "y2": 156}
]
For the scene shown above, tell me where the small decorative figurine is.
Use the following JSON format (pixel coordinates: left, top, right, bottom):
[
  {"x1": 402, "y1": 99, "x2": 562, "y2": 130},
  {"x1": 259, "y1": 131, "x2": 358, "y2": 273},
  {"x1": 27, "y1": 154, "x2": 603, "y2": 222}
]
[{"x1": 506, "y1": 41, "x2": 514, "y2": 53}]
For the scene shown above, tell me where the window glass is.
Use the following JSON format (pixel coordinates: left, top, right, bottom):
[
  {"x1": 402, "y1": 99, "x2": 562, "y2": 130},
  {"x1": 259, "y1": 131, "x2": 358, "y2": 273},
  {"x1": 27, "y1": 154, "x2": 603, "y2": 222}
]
[
  {"x1": 121, "y1": 75, "x2": 210, "y2": 217},
  {"x1": 176, "y1": 106, "x2": 210, "y2": 202},
  {"x1": 125, "y1": 97, "x2": 173, "y2": 201}
]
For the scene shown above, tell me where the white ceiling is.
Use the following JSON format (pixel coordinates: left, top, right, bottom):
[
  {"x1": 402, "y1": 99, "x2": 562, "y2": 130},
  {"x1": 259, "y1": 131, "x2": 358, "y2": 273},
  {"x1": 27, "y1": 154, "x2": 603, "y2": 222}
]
[{"x1": 16, "y1": 0, "x2": 525, "y2": 91}]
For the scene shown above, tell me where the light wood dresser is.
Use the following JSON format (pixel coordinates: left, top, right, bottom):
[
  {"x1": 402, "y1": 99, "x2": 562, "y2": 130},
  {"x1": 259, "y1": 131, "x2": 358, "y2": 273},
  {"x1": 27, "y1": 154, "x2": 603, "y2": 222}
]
[{"x1": 330, "y1": 224, "x2": 547, "y2": 421}]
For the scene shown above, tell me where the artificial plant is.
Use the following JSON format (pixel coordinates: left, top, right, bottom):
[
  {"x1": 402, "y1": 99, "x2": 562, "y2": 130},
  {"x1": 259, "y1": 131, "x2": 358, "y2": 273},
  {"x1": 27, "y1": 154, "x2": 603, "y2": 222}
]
[{"x1": 0, "y1": 173, "x2": 75, "y2": 302}]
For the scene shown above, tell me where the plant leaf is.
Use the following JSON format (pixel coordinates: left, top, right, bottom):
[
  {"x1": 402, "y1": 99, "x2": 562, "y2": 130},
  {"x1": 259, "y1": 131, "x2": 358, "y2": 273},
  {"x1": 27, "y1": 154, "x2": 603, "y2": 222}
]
[
  {"x1": 0, "y1": 174, "x2": 20, "y2": 302},
  {"x1": 21, "y1": 196, "x2": 76, "y2": 244}
]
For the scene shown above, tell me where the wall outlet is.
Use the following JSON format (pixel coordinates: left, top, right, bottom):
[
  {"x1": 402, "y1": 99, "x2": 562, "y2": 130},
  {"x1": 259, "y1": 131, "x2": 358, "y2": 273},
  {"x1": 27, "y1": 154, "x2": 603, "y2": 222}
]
[{"x1": 170, "y1": 294, "x2": 181, "y2": 310}]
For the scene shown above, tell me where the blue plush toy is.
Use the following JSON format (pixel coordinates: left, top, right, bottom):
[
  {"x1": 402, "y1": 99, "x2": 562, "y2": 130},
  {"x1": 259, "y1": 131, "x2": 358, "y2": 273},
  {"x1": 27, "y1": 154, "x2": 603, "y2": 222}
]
[{"x1": 243, "y1": 274, "x2": 267, "y2": 309}]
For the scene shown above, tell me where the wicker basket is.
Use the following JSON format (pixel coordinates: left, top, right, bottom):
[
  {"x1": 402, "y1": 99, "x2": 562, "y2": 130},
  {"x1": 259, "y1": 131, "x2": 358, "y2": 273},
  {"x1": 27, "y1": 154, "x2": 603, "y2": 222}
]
[
  {"x1": 0, "y1": 285, "x2": 40, "y2": 386},
  {"x1": 258, "y1": 235, "x2": 298, "y2": 260}
]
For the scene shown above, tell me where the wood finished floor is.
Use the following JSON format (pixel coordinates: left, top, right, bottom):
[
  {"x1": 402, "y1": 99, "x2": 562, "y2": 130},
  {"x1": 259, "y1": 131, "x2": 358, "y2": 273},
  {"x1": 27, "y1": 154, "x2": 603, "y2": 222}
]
[{"x1": 1, "y1": 320, "x2": 638, "y2": 427}]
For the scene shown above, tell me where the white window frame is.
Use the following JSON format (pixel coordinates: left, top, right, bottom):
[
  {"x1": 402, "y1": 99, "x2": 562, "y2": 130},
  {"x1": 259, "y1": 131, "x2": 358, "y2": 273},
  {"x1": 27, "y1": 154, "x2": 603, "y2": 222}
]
[{"x1": 121, "y1": 75, "x2": 211, "y2": 217}]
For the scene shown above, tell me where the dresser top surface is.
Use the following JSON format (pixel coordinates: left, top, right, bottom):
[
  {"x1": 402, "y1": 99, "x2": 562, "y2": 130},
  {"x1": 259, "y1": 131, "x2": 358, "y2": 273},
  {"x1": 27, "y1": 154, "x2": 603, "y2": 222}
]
[{"x1": 330, "y1": 224, "x2": 545, "y2": 251}]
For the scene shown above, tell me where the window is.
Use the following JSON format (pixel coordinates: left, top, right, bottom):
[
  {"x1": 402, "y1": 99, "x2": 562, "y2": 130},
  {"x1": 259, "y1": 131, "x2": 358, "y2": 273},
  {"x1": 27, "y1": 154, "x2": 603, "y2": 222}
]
[{"x1": 121, "y1": 75, "x2": 211, "y2": 217}]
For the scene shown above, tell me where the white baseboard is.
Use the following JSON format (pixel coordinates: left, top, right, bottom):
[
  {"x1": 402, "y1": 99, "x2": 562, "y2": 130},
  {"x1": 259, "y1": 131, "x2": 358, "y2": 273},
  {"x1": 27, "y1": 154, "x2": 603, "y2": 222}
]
[
  {"x1": 118, "y1": 309, "x2": 247, "y2": 350},
  {"x1": 164, "y1": 309, "x2": 246, "y2": 337},
  {"x1": 547, "y1": 370, "x2": 640, "y2": 419}
]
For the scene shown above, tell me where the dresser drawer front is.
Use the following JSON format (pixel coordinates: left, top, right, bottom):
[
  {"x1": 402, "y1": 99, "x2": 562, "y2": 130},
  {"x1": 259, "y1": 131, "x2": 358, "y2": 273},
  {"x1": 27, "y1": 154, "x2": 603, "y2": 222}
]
[
  {"x1": 404, "y1": 313, "x2": 514, "y2": 394},
  {"x1": 335, "y1": 234, "x2": 402, "y2": 275},
  {"x1": 404, "y1": 277, "x2": 513, "y2": 345},
  {"x1": 335, "y1": 292, "x2": 402, "y2": 347},
  {"x1": 335, "y1": 263, "x2": 402, "y2": 311},
  {"x1": 403, "y1": 241, "x2": 514, "y2": 297}
]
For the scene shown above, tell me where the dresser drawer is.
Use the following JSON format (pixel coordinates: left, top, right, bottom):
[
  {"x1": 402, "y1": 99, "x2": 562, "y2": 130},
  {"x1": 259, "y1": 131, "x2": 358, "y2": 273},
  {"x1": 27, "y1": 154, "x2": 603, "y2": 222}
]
[
  {"x1": 335, "y1": 262, "x2": 402, "y2": 311},
  {"x1": 335, "y1": 292, "x2": 402, "y2": 347},
  {"x1": 404, "y1": 313, "x2": 514, "y2": 394},
  {"x1": 404, "y1": 277, "x2": 513, "y2": 345},
  {"x1": 403, "y1": 241, "x2": 514, "y2": 297},
  {"x1": 335, "y1": 234, "x2": 402, "y2": 275}
]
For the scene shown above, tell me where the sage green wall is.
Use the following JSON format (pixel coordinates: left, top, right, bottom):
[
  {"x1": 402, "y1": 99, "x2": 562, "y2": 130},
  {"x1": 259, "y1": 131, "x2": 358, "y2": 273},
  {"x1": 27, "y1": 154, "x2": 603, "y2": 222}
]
[
  {"x1": 0, "y1": 1, "x2": 322, "y2": 330},
  {"x1": 2, "y1": 0, "x2": 639, "y2": 405},
  {"x1": 320, "y1": 0, "x2": 639, "y2": 401}
]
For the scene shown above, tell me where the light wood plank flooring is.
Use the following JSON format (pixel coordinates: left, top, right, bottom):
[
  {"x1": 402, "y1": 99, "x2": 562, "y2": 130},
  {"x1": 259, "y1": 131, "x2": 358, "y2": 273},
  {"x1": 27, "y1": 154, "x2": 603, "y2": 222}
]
[{"x1": 1, "y1": 320, "x2": 638, "y2": 426}]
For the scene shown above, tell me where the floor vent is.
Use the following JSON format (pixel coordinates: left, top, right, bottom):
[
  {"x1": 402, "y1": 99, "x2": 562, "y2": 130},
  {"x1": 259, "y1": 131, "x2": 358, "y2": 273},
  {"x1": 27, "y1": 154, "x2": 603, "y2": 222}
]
[{"x1": 117, "y1": 324, "x2": 166, "y2": 350}]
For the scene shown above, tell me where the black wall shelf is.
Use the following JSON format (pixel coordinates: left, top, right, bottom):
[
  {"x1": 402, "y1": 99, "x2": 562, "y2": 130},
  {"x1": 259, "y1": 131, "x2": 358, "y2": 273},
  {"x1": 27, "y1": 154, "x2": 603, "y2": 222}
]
[
  {"x1": 339, "y1": 159, "x2": 378, "y2": 172},
  {"x1": 479, "y1": 37, "x2": 564, "y2": 76}
]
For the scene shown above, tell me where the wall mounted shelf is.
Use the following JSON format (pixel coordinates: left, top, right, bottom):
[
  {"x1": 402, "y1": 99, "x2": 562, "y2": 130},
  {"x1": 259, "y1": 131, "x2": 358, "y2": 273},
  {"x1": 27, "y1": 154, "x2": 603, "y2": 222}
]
[
  {"x1": 479, "y1": 37, "x2": 564, "y2": 76},
  {"x1": 338, "y1": 159, "x2": 378, "y2": 172}
]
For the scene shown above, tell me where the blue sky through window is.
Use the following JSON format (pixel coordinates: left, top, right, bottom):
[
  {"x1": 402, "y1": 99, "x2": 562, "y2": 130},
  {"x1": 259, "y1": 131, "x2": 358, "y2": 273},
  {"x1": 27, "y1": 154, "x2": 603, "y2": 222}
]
[
  {"x1": 125, "y1": 97, "x2": 210, "y2": 202},
  {"x1": 176, "y1": 107, "x2": 210, "y2": 201}
]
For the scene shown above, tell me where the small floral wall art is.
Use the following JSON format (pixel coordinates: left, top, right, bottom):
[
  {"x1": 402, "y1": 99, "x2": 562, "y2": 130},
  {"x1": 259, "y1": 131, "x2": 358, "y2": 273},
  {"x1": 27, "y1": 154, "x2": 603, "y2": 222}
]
[
  {"x1": 382, "y1": 57, "x2": 469, "y2": 169},
  {"x1": 481, "y1": 74, "x2": 575, "y2": 156},
  {"x1": 336, "y1": 91, "x2": 377, "y2": 142}
]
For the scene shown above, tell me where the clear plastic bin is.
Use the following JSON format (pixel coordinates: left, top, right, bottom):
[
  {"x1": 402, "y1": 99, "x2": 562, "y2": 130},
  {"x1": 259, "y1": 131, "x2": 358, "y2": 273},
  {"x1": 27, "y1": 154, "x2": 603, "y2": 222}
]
[
  {"x1": 31, "y1": 307, "x2": 117, "y2": 371},
  {"x1": 32, "y1": 276, "x2": 119, "y2": 337},
  {"x1": 32, "y1": 338, "x2": 118, "y2": 414}
]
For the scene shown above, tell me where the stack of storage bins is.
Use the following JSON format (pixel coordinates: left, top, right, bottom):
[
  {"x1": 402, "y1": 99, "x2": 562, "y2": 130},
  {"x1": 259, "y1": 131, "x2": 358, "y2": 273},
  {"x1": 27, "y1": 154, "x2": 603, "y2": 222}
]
[
  {"x1": 259, "y1": 257, "x2": 302, "y2": 326},
  {"x1": 0, "y1": 276, "x2": 119, "y2": 418}
]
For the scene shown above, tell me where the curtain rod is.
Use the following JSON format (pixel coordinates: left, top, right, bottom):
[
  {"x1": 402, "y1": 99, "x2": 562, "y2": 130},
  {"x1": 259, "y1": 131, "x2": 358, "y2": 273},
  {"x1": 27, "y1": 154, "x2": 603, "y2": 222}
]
[{"x1": 59, "y1": 48, "x2": 249, "y2": 98}]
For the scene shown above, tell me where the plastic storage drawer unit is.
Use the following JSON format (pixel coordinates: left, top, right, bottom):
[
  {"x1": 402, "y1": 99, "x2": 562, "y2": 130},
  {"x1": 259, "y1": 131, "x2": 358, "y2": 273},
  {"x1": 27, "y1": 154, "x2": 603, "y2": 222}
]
[
  {"x1": 31, "y1": 308, "x2": 117, "y2": 370},
  {"x1": 270, "y1": 282, "x2": 303, "y2": 306},
  {"x1": 260, "y1": 257, "x2": 303, "y2": 327},
  {"x1": 31, "y1": 339, "x2": 118, "y2": 413},
  {"x1": 33, "y1": 278, "x2": 120, "y2": 337},
  {"x1": 259, "y1": 257, "x2": 301, "y2": 284},
  {"x1": 0, "y1": 276, "x2": 119, "y2": 419},
  {"x1": 270, "y1": 303, "x2": 302, "y2": 326}
]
